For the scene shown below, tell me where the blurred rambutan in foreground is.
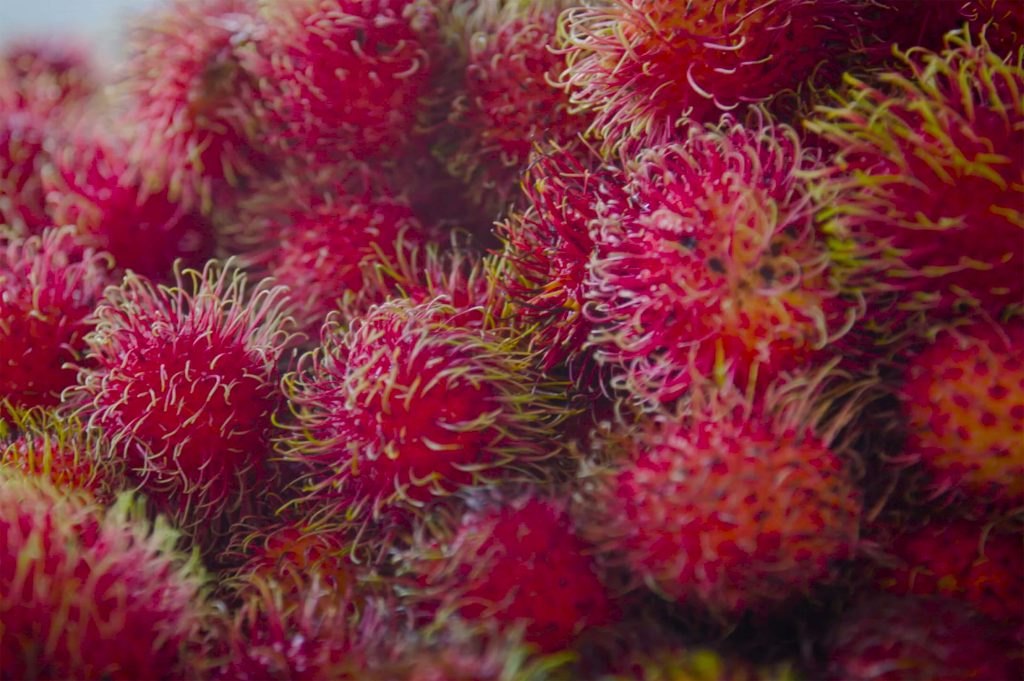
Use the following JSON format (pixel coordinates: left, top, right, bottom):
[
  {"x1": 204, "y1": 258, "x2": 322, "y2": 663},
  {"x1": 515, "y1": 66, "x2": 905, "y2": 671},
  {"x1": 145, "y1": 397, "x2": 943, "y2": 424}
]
[
  {"x1": 71, "y1": 259, "x2": 293, "y2": 536},
  {"x1": 0, "y1": 473, "x2": 207, "y2": 680}
]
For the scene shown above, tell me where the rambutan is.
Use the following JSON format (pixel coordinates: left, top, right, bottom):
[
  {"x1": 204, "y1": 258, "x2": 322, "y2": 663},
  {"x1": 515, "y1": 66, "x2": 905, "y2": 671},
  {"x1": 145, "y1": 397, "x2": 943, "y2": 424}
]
[
  {"x1": 0, "y1": 227, "x2": 112, "y2": 409},
  {"x1": 825, "y1": 594, "x2": 1019, "y2": 680},
  {"x1": 0, "y1": 109, "x2": 51, "y2": 233},
  {"x1": 613, "y1": 648, "x2": 798, "y2": 681},
  {"x1": 497, "y1": 144, "x2": 630, "y2": 372},
  {"x1": 806, "y1": 31, "x2": 1024, "y2": 324},
  {"x1": 120, "y1": 0, "x2": 270, "y2": 211},
  {"x1": 586, "y1": 117, "x2": 858, "y2": 404},
  {"x1": 44, "y1": 134, "x2": 216, "y2": 281},
  {"x1": 559, "y1": 0, "x2": 864, "y2": 150},
  {"x1": 0, "y1": 407, "x2": 127, "y2": 504},
  {"x1": 401, "y1": 493, "x2": 619, "y2": 652},
  {"x1": 872, "y1": 518, "x2": 1023, "y2": 627},
  {"x1": 898, "y1": 322, "x2": 1024, "y2": 506},
  {"x1": 576, "y1": 380, "x2": 863, "y2": 616},
  {"x1": 0, "y1": 472, "x2": 207, "y2": 680},
  {"x1": 435, "y1": 0, "x2": 586, "y2": 211},
  {"x1": 257, "y1": 0, "x2": 437, "y2": 161},
  {"x1": 279, "y1": 297, "x2": 572, "y2": 528},
  {"x1": 71, "y1": 259, "x2": 293, "y2": 535},
  {"x1": 0, "y1": 39, "x2": 96, "y2": 118}
]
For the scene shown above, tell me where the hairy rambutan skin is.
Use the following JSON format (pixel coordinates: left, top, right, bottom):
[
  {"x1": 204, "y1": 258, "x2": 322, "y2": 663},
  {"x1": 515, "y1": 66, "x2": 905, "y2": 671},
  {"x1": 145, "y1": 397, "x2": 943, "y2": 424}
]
[
  {"x1": 257, "y1": 0, "x2": 436, "y2": 161},
  {"x1": 872, "y1": 519, "x2": 1023, "y2": 627},
  {"x1": 0, "y1": 110, "x2": 51, "y2": 233},
  {"x1": 897, "y1": 322, "x2": 1024, "y2": 506},
  {"x1": 497, "y1": 145, "x2": 631, "y2": 372},
  {"x1": 807, "y1": 31, "x2": 1024, "y2": 324},
  {"x1": 825, "y1": 594, "x2": 1019, "y2": 681},
  {"x1": 436, "y1": 0, "x2": 586, "y2": 211},
  {"x1": 121, "y1": 0, "x2": 270, "y2": 211},
  {"x1": 577, "y1": 381, "x2": 863, "y2": 616},
  {"x1": 0, "y1": 39, "x2": 96, "y2": 118},
  {"x1": 71, "y1": 259, "x2": 293, "y2": 533},
  {"x1": 0, "y1": 407, "x2": 128, "y2": 504},
  {"x1": 0, "y1": 473, "x2": 208, "y2": 680},
  {"x1": 586, "y1": 118, "x2": 859, "y2": 404},
  {"x1": 44, "y1": 135, "x2": 215, "y2": 281},
  {"x1": 279, "y1": 298, "x2": 572, "y2": 526},
  {"x1": 0, "y1": 227, "x2": 112, "y2": 409},
  {"x1": 558, "y1": 0, "x2": 864, "y2": 150},
  {"x1": 402, "y1": 494, "x2": 619, "y2": 652}
]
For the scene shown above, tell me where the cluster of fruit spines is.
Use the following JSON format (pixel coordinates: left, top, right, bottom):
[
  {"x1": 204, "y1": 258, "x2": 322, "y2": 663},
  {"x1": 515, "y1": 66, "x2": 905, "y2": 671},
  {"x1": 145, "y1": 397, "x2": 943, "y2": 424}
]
[{"x1": 1, "y1": 0, "x2": 1022, "y2": 678}]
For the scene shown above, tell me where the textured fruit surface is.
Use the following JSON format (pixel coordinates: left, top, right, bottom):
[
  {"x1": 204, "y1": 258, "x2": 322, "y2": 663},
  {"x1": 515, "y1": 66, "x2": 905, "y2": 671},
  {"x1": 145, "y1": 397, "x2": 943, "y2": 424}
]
[
  {"x1": 0, "y1": 227, "x2": 112, "y2": 409},
  {"x1": 579, "y1": 401, "x2": 861, "y2": 614},
  {"x1": 405, "y1": 495, "x2": 618, "y2": 652},
  {"x1": 0, "y1": 39, "x2": 96, "y2": 117},
  {"x1": 281, "y1": 298, "x2": 568, "y2": 522},
  {"x1": 900, "y1": 323, "x2": 1024, "y2": 505},
  {"x1": 826, "y1": 595, "x2": 1019, "y2": 680},
  {"x1": 0, "y1": 473, "x2": 206, "y2": 680},
  {"x1": 873, "y1": 519, "x2": 1023, "y2": 626},
  {"x1": 0, "y1": 109, "x2": 51, "y2": 233},
  {"x1": 808, "y1": 32, "x2": 1024, "y2": 322},
  {"x1": 73, "y1": 260, "x2": 292, "y2": 531},
  {"x1": 560, "y1": 0, "x2": 862, "y2": 148},
  {"x1": 587, "y1": 119, "x2": 857, "y2": 403}
]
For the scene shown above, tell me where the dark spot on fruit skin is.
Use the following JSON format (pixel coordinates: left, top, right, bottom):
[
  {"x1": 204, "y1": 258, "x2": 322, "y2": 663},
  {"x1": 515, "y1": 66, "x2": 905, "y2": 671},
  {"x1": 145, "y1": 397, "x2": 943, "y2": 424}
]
[
  {"x1": 759, "y1": 264, "x2": 775, "y2": 282},
  {"x1": 708, "y1": 257, "x2": 725, "y2": 274},
  {"x1": 679, "y1": 235, "x2": 697, "y2": 249}
]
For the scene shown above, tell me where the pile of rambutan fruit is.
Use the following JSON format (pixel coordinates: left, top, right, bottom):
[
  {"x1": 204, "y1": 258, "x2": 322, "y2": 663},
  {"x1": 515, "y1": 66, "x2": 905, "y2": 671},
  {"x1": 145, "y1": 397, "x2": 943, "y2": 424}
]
[{"x1": 1, "y1": 0, "x2": 1021, "y2": 678}]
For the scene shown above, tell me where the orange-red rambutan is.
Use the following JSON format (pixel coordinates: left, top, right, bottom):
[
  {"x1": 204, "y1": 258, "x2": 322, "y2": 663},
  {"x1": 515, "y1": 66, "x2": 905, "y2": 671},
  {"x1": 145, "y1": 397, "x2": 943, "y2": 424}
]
[
  {"x1": 559, "y1": 0, "x2": 865, "y2": 150},
  {"x1": 807, "y1": 31, "x2": 1024, "y2": 326},
  {"x1": 586, "y1": 117, "x2": 858, "y2": 405},
  {"x1": 71, "y1": 260, "x2": 293, "y2": 534},
  {"x1": 897, "y1": 322, "x2": 1024, "y2": 507},
  {"x1": 0, "y1": 473, "x2": 207, "y2": 680},
  {"x1": 0, "y1": 227, "x2": 112, "y2": 409}
]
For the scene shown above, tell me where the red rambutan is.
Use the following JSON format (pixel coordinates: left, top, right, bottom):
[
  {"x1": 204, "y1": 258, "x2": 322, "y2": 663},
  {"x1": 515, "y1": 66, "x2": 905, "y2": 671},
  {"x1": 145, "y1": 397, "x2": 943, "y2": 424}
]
[
  {"x1": 498, "y1": 145, "x2": 630, "y2": 372},
  {"x1": 0, "y1": 38, "x2": 96, "y2": 118},
  {"x1": 0, "y1": 226, "x2": 112, "y2": 409},
  {"x1": 806, "y1": 31, "x2": 1024, "y2": 325},
  {"x1": 897, "y1": 322, "x2": 1024, "y2": 506},
  {"x1": 0, "y1": 407, "x2": 128, "y2": 504},
  {"x1": 257, "y1": 0, "x2": 437, "y2": 161},
  {"x1": 825, "y1": 594, "x2": 1019, "y2": 680},
  {"x1": 121, "y1": 0, "x2": 270, "y2": 211},
  {"x1": 559, "y1": 0, "x2": 865, "y2": 150},
  {"x1": 576, "y1": 379, "x2": 863, "y2": 616},
  {"x1": 0, "y1": 109, "x2": 51, "y2": 233},
  {"x1": 44, "y1": 134, "x2": 216, "y2": 281},
  {"x1": 71, "y1": 259, "x2": 293, "y2": 534},
  {"x1": 0, "y1": 472, "x2": 207, "y2": 680},
  {"x1": 402, "y1": 494, "x2": 619, "y2": 652},
  {"x1": 586, "y1": 117, "x2": 858, "y2": 405},
  {"x1": 279, "y1": 297, "x2": 572, "y2": 528},
  {"x1": 873, "y1": 518, "x2": 1023, "y2": 627}
]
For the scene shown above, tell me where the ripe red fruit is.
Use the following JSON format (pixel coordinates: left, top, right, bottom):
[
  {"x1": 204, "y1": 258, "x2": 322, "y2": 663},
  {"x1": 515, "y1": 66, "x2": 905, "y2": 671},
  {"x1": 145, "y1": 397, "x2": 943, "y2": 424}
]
[
  {"x1": 45, "y1": 135, "x2": 215, "y2": 281},
  {"x1": 259, "y1": 0, "x2": 437, "y2": 161},
  {"x1": 826, "y1": 595, "x2": 1019, "y2": 680},
  {"x1": 587, "y1": 118, "x2": 858, "y2": 404},
  {"x1": 0, "y1": 407, "x2": 127, "y2": 504},
  {"x1": 807, "y1": 31, "x2": 1024, "y2": 324},
  {"x1": 498, "y1": 146, "x2": 630, "y2": 371},
  {"x1": 0, "y1": 109, "x2": 51, "y2": 233},
  {"x1": 403, "y1": 494, "x2": 618, "y2": 652},
  {"x1": 0, "y1": 473, "x2": 207, "y2": 680},
  {"x1": 121, "y1": 0, "x2": 269, "y2": 211},
  {"x1": 280, "y1": 298, "x2": 571, "y2": 524},
  {"x1": 559, "y1": 0, "x2": 864, "y2": 149},
  {"x1": 873, "y1": 519, "x2": 1023, "y2": 626},
  {"x1": 577, "y1": 386, "x2": 862, "y2": 615},
  {"x1": 0, "y1": 39, "x2": 96, "y2": 117},
  {"x1": 0, "y1": 227, "x2": 112, "y2": 409},
  {"x1": 72, "y1": 260, "x2": 293, "y2": 535},
  {"x1": 437, "y1": 0, "x2": 586, "y2": 211},
  {"x1": 898, "y1": 323, "x2": 1024, "y2": 506}
]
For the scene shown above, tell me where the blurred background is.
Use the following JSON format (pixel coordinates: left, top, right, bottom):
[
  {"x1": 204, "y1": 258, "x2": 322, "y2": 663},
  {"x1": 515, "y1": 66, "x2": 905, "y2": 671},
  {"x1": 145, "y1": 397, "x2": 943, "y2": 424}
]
[{"x1": 0, "y1": 0, "x2": 160, "y2": 61}]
